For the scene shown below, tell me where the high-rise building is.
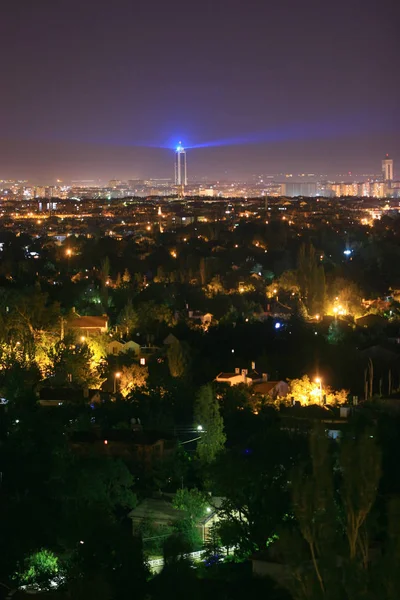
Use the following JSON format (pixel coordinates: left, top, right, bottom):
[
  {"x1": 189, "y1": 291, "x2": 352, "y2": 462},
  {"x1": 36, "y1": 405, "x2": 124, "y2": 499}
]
[
  {"x1": 371, "y1": 181, "x2": 387, "y2": 198},
  {"x1": 34, "y1": 186, "x2": 46, "y2": 198},
  {"x1": 175, "y1": 143, "x2": 187, "y2": 186},
  {"x1": 282, "y1": 182, "x2": 317, "y2": 197},
  {"x1": 382, "y1": 154, "x2": 394, "y2": 181}
]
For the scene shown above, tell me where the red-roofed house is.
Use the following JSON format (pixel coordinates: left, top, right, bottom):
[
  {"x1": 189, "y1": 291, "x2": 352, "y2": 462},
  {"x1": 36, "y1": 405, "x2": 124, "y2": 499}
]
[
  {"x1": 252, "y1": 380, "x2": 288, "y2": 398},
  {"x1": 68, "y1": 314, "x2": 109, "y2": 336}
]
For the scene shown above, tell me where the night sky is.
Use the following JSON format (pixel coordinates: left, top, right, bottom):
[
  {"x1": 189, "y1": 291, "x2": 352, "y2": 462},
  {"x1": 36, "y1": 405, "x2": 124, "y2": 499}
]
[{"x1": 1, "y1": 0, "x2": 399, "y2": 182}]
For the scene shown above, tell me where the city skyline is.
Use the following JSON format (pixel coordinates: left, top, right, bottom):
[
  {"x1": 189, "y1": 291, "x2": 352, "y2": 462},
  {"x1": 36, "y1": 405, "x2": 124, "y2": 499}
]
[
  {"x1": 0, "y1": 0, "x2": 398, "y2": 181},
  {"x1": 0, "y1": 148, "x2": 396, "y2": 187}
]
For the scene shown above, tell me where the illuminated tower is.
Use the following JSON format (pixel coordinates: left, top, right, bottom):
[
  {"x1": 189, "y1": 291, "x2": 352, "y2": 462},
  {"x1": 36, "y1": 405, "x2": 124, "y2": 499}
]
[
  {"x1": 382, "y1": 154, "x2": 393, "y2": 181},
  {"x1": 175, "y1": 143, "x2": 187, "y2": 186}
]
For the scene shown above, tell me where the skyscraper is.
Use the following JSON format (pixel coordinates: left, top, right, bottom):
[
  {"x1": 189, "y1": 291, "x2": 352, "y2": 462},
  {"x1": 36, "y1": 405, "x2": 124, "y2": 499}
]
[
  {"x1": 382, "y1": 154, "x2": 394, "y2": 181},
  {"x1": 175, "y1": 143, "x2": 187, "y2": 186}
]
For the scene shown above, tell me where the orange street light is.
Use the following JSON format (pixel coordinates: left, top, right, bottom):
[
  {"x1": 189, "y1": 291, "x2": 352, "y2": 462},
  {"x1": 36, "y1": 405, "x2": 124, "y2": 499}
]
[
  {"x1": 315, "y1": 378, "x2": 323, "y2": 403},
  {"x1": 114, "y1": 371, "x2": 121, "y2": 394}
]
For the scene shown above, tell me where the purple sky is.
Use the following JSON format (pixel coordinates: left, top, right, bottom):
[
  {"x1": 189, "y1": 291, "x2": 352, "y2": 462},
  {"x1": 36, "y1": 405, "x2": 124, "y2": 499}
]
[{"x1": 0, "y1": 0, "x2": 398, "y2": 182}]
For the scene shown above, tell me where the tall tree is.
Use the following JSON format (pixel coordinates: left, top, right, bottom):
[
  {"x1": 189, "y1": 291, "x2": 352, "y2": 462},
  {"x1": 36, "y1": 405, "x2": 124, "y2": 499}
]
[
  {"x1": 277, "y1": 427, "x2": 382, "y2": 600},
  {"x1": 194, "y1": 385, "x2": 226, "y2": 464},
  {"x1": 167, "y1": 340, "x2": 191, "y2": 378}
]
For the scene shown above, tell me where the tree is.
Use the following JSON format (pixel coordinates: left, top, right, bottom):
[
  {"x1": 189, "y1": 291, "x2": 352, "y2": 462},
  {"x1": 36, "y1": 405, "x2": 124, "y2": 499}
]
[
  {"x1": 199, "y1": 257, "x2": 208, "y2": 286},
  {"x1": 288, "y1": 375, "x2": 348, "y2": 406},
  {"x1": 211, "y1": 426, "x2": 306, "y2": 556},
  {"x1": 276, "y1": 427, "x2": 382, "y2": 600},
  {"x1": 194, "y1": 385, "x2": 226, "y2": 464},
  {"x1": 277, "y1": 270, "x2": 300, "y2": 295},
  {"x1": 331, "y1": 277, "x2": 364, "y2": 317},
  {"x1": 100, "y1": 256, "x2": 110, "y2": 287},
  {"x1": 297, "y1": 243, "x2": 326, "y2": 315},
  {"x1": 172, "y1": 488, "x2": 208, "y2": 551},
  {"x1": 118, "y1": 299, "x2": 138, "y2": 335},
  {"x1": 167, "y1": 340, "x2": 191, "y2": 378},
  {"x1": 119, "y1": 363, "x2": 149, "y2": 397},
  {"x1": 173, "y1": 488, "x2": 208, "y2": 522},
  {"x1": 46, "y1": 335, "x2": 103, "y2": 388},
  {"x1": 14, "y1": 549, "x2": 63, "y2": 592},
  {"x1": 122, "y1": 268, "x2": 131, "y2": 284}
]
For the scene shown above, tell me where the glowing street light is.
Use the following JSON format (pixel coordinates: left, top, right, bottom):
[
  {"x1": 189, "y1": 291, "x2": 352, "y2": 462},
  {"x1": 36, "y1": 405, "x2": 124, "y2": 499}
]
[
  {"x1": 197, "y1": 425, "x2": 203, "y2": 432},
  {"x1": 114, "y1": 371, "x2": 121, "y2": 394},
  {"x1": 315, "y1": 377, "x2": 323, "y2": 403},
  {"x1": 65, "y1": 248, "x2": 72, "y2": 272}
]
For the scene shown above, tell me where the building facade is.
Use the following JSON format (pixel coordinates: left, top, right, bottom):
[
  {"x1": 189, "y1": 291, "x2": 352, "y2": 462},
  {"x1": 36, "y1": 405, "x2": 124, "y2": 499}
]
[
  {"x1": 382, "y1": 155, "x2": 394, "y2": 181},
  {"x1": 174, "y1": 143, "x2": 187, "y2": 186}
]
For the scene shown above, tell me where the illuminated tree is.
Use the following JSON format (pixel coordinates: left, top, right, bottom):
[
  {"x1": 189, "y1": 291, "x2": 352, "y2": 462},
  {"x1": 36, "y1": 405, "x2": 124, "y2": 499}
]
[
  {"x1": 199, "y1": 257, "x2": 208, "y2": 286},
  {"x1": 122, "y1": 268, "x2": 131, "y2": 284},
  {"x1": 173, "y1": 488, "x2": 208, "y2": 522},
  {"x1": 167, "y1": 340, "x2": 191, "y2": 378},
  {"x1": 14, "y1": 549, "x2": 62, "y2": 591},
  {"x1": 194, "y1": 384, "x2": 226, "y2": 464},
  {"x1": 331, "y1": 278, "x2": 364, "y2": 317},
  {"x1": 288, "y1": 375, "x2": 348, "y2": 406},
  {"x1": 206, "y1": 275, "x2": 225, "y2": 296},
  {"x1": 46, "y1": 335, "x2": 103, "y2": 388},
  {"x1": 118, "y1": 299, "x2": 138, "y2": 335},
  {"x1": 118, "y1": 363, "x2": 149, "y2": 397},
  {"x1": 277, "y1": 270, "x2": 300, "y2": 295},
  {"x1": 278, "y1": 427, "x2": 382, "y2": 600}
]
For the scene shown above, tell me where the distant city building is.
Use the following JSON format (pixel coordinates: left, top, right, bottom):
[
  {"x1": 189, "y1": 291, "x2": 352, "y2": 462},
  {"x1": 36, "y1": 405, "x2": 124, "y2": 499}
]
[
  {"x1": 382, "y1": 154, "x2": 394, "y2": 181},
  {"x1": 198, "y1": 187, "x2": 216, "y2": 197},
  {"x1": 282, "y1": 182, "x2": 317, "y2": 197},
  {"x1": 329, "y1": 182, "x2": 358, "y2": 197},
  {"x1": 329, "y1": 181, "x2": 389, "y2": 198},
  {"x1": 108, "y1": 179, "x2": 121, "y2": 188},
  {"x1": 371, "y1": 181, "x2": 387, "y2": 198},
  {"x1": 71, "y1": 180, "x2": 98, "y2": 187},
  {"x1": 174, "y1": 143, "x2": 187, "y2": 186},
  {"x1": 34, "y1": 186, "x2": 46, "y2": 198}
]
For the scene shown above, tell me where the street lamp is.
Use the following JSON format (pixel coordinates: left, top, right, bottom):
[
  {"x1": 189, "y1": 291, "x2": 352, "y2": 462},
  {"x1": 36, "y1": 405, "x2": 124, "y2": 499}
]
[
  {"x1": 114, "y1": 371, "x2": 121, "y2": 394},
  {"x1": 315, "y1": 377, "x2": 322, "y2": 404},
  {"x1": 197, "y1": 425, "x2": 203, "y2": 432},
  {"x1": 65, "y1": 248, "x2": 72, "y2": 272}
]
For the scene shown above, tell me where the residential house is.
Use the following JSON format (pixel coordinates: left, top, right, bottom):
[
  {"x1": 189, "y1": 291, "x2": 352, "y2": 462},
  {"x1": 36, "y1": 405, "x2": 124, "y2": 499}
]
[
  {"x1": 107, "y1": 340, "x2": 125, "y2": 355},
  {"x1": 188, "y1": 310, "x2": 213, "y2": 326},
  {"x1": 129, "y1": 495, "x2": 224, "y2": 542},
  {"x1": 107, "y1": 339, "x2": 140, "y2": 356},
  {"x1": 257, "y1": 301, "x2": 293, "y2": 321},
  {"x1": 356, "y1": 314, "x2": 387, "y2": 328},
  {"x1": 252, "y1": 380, "x2": 289, "y2": 399},
  {"x1": 215, "y1": 368, "x2": 268, "y2": 386},
  {"x1": 37, "y1": 387, "x2": 103, "y2": 407},
  {"x1": 68, "y1": 312, "x2": 109, "y2": 337},
  {"x1": 69, "y1": 430, "x2": 176, "y2": 469}
]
